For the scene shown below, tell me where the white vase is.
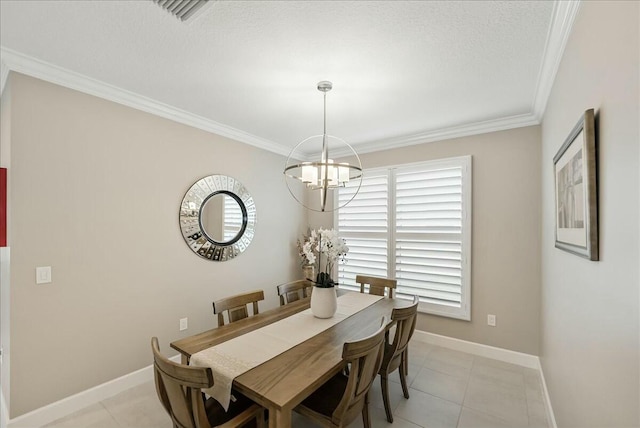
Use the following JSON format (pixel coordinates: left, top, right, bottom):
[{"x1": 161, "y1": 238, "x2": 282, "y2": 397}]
[{"x1": 310, "y1": 286, "x2": 337, "y2": 319}]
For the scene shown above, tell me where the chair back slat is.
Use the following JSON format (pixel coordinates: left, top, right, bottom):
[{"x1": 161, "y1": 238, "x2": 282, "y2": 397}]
[
  {"x1": 332, "y1": 316, "x2": 388, "y2": 425},
  {"x1": 355, "y1": 275, "x2": 397, "y2": 298},
  {"x1": 277, "y1": 280, "x2": 313, "y2": 306},
  {"x1": 228, "y1": 307, "x2": 249, "y2": 323},
  {"x1": 212, "y1": 290, "x2": 265, "y2": 326},
  {"x1": 383, "y1": 296, "x2": 419, "y2": 375},
  {"x1": 151, "y1": 337, "x2": 213, "y2": 428}
]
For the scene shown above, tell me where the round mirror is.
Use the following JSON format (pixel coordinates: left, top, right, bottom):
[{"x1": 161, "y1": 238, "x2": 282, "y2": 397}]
[
  {"x1": 179, "y1": 175, "x2": 256, "y2": 261},
  {"x1": 200, "y1": 192, "x2": 246, "y2": 244}
]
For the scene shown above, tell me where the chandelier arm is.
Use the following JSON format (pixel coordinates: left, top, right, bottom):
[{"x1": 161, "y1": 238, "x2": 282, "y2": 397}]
[
  {"x1": 321, "y1": 90, "x2": 329, "y2": 211},
  {"x1": 321, "y1": 139, "x2": 329, "y2": 211},
  {"x1": 323, "y1": 90, "x2": 327, "y2": 135},
  {"x1": 283, "y1": 81, "x2": 362, "y2": 213}
]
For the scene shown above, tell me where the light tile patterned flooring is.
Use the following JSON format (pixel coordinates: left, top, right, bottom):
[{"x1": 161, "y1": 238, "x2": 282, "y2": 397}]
[{"x1": 44, "y1": 341, "x2": 549, "y2": 428}]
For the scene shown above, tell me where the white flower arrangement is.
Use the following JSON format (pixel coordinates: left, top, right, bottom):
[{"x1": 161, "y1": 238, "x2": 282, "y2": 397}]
[{"x1": 297, "y1": 228, "x2": 349, "y2": 287}]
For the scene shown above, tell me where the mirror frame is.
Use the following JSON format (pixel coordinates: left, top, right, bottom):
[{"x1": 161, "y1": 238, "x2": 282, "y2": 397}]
[
  {"x1": 199, "y1": 191, "x2": 247, "y2": 246},
  {"x1": 179, "y1": 175, "x2": 256, "y2": 261}
]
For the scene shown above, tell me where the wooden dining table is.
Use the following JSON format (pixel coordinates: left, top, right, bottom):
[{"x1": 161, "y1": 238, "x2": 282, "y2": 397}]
[{"x1": 170, "y1": 291, "x2": 410, "y2": 428}]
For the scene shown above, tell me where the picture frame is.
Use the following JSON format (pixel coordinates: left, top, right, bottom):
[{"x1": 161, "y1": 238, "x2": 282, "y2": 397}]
[{"x1": 553, "y1": 108, "x2": 598, "y2": 260}]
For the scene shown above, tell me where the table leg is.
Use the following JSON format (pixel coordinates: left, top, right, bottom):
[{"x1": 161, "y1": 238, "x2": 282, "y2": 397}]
[
  {"x1": 181, "y1": 354, "x2": 189, "y2": 365},
  {"x1": 268, "y1": 406, "x2": 291, "y2": 428}
]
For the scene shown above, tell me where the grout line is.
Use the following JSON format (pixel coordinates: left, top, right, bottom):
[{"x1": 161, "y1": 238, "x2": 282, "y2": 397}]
[
  {"x1": 458, "y1": 405, "x2": 518, "y2": 428},
  {"x1": 393, "y1": 415, "x2": 422, "y2": 428},
  {"x1": 98, "y1": 401, "x2": 123, "y2": 428},
  {"x1": 453, "y1": 401, "x2": 463, "y2": 428},
  {"x1": 455, "y1": 357, "x2": 474, "y2": 428},
  {"x1": 523, "y1": 374, "x2": 533, "y2": 428}
]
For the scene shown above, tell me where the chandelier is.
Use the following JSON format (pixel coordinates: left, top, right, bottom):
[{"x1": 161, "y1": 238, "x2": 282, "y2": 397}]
[{"x1": 283, "y1": 81, "x2": 362, "y2": 212}]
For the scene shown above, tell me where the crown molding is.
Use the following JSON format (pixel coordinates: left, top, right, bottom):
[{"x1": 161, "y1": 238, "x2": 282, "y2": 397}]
[
  {"x1": 532, "y1": 0, "x2": 582, "y2": 120},
  {"x1": 348, "y1": 0, "x2": 581, "y2": 157},
  {"x1": 325, "y1": 112, "x2": 540, "y2": 158},
  {"x1": 0, "y1": 47, "x2": 289, "y2": 157},
  {"x1": 0, "y1": 0, "x2": 580, "y2": 157}
]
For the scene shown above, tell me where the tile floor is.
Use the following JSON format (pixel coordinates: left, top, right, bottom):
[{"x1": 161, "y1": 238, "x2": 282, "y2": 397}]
[{"x1": 44, "y1": 341, "x2": 549, "y2": 428}]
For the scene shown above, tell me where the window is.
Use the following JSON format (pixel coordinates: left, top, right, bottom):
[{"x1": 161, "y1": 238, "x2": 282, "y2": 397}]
[{"x1": 336, "y1": 156, "x2": 471, "y2": 320}]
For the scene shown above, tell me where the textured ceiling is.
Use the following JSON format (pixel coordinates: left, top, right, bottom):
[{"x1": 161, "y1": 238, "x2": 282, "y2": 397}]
[{"x1": 0, "y1": 0, "x2": 555, "y2": 156}]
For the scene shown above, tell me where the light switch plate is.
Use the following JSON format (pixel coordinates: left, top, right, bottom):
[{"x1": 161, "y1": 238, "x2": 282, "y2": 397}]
[
  {"x1": 36, "y1": 266, "x2": 52, "y2": 284},
  {"x1": 487, "y1": 314, "x2": 497, "y2": 327}
]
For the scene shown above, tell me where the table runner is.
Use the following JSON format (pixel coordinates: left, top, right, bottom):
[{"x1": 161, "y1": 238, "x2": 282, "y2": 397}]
[{"x1": 189, "y1": 292, "x2": 383, "y2": 410}]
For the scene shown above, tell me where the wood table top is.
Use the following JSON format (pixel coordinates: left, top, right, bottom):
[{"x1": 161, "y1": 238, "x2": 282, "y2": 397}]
[
  {"x1": 170, "y1": 292, "x2": 411, "y2": 425},
  {"x1": 170, "y1": 297, "x2": 311, "y2": 359},
  {"x1": 234, "y1": 297, "x2": 404, "y2": 409}
]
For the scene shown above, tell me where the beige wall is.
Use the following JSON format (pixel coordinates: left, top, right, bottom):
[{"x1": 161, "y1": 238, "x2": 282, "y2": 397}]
[
  {"x1": 2, "y1": 71, "x2": 543, "y2": 415},
  {"x1": 356, "y1": 125, "x2": 541, "y2": 355},
  {"x1": 3, "y1": 73, "x2": 308, "y2": 417},
  {"x1": 540, "y1": 2, "x2": 639, "y2": 427}
]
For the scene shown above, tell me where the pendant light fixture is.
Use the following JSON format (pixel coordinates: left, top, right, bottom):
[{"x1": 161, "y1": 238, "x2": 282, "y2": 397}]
[{"x1": 283, "y1": 81, "x2": 363, "y2": 212}]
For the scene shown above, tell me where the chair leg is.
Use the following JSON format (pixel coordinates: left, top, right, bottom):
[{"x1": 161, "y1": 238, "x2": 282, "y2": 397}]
[
  {"x1": 399, "y1": 356, "x2": 410, "y2": 399},
  {"x1": 256, "y1": 407, "x2": 265, "y2": 428},
  {"x1": 380, "y1": 374, "x2": 393, "y2": 423},
  {"x1": 362, "y1": 392, "x2": 372, "y2": 428},
  {"x1": 405, "y1": 348, "x2": 409, "y2": 375}
]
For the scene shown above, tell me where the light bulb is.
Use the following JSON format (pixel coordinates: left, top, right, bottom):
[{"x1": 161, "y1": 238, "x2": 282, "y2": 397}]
[{"x1": 302, "y1": 163, "x2": 318, "y2": 185}]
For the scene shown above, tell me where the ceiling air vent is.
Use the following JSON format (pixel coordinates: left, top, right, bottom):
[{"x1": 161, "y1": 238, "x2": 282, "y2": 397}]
[{"x1": 153, "y1": 0, "x2": 212, "y2": 22}]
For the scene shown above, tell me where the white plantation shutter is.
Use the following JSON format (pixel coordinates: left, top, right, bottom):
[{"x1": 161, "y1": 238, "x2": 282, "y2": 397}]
[
  {"x1": 395, "y1": 159, "x2": 470, "y2": 319},
  {"x1": 337, "y1": 171, "x2": 389, "y2": 291},
  {"x1": 223, "y1": 196, "x2": 244, "y2": 242},
  {"x1": 337, "y1": 156, "x2": 471, "y2": 320}
]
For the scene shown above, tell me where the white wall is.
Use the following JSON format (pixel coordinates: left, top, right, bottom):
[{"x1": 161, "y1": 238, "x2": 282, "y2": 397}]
[
  {"x1": 540, "y1": 2, "x2": 639, "y2": 426},
  {"x1": 3, "y1": 73, "x2": 308, "y2": 417}
]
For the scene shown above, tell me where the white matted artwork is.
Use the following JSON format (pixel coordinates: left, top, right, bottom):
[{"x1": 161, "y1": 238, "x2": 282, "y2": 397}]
[{"x1": 553, "y1": 108, "x2": 598, "y2": 260}]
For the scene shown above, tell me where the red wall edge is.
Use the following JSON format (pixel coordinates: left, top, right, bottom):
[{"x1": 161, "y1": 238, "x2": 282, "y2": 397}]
[{"x1": 0, "y1": 168, "x2": 6, "y2": 247}]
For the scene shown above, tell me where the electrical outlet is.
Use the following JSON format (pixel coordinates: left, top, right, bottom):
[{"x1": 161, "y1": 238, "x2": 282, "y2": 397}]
[
  {"x1": 36, "y1": 266, "x2": 52, "y2": 284},
  {"x1": 487, "y1": 314, "x2": 497, "y2": 327},
  {"x1": 179, "y1": 318, "x2": 188, "y2": 331}
]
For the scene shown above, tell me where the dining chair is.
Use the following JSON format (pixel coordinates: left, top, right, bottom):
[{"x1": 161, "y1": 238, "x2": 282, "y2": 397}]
[
  {"x1": 212, "y1": 290, "x2": 265, "y2": 326},
  {"x1": 294, "y1": 316, "x2": 389, "y2": 428},
  {"x1": 151, "y1": 337, "x2": 265, "y2": 428},
  {"x1": 355, "y1": 275, "x2": 397, "y2": 298},
  {"x1": 378, "y1": 295, "x2": 419, "y2": 422},
  {"x1": 276, "y1": 279, "x2": 313, "y2": 306}
]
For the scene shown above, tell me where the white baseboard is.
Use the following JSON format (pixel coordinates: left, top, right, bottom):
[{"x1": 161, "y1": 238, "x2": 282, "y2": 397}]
[
  {"x1": 1, "y1": 389, "x2": 8, "y2": 428},
  {"x1": 412, "y1": 330, "x2": 540, "y2": 368},
  {"x1": 537, "y1": 359, "x2": 558, "y2": 428},
  {"x1": 412, "y1": 330, "x2": 556, "y2": 427},
  {"x1": 6, "y1": 355, "x2": 179, "y2": 428}
]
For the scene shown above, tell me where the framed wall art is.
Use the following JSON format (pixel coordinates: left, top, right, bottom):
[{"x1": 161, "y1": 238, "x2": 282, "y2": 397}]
[{"x1": 553, "y1": 108, "x2": 598, "y2": 260}]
